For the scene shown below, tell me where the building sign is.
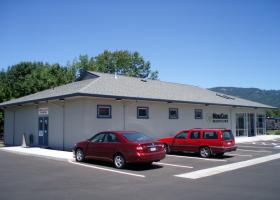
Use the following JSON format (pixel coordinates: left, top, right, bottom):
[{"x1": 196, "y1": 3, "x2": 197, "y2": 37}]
[
  {"x1": 38, "y1": 108, "x2": 48, "y2": 115},
  {"x1": 213, "y1": 113, "x2": 228, "y2": 123}
]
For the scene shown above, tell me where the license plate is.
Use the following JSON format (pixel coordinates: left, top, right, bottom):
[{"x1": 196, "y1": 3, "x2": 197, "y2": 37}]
[
  {"x1": 227, "y1": 142, "x2": 231, "y2": 145},
  {"x1": 150, "y1": 147, "x2": 156, "y2": 152}
]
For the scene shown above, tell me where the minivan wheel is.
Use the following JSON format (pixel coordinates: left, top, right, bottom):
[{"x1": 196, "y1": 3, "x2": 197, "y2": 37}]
[
  {"x1": 114, "y1": 154, "x2": 126, "y2": 169},
  {"x1": 164, "y1": 144, "x2": 170, "y2": 154},
  {"x1": 75, "y1": 149, "x2": 85, "y2": 162},
  {"x1": 200, "y1": 147, "x2": 211, "y2": 158}
]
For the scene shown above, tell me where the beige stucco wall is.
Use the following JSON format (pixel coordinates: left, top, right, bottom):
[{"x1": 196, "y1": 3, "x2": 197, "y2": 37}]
[{"x1": 3, "y1": 97, "x2": 266, "y2": 150}]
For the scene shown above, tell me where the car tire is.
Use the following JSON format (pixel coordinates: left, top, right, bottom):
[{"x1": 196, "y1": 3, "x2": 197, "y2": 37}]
[
  {"x1": 164, "y1": 144, "x2": 171, "y2": 154},
  {"x1": 199, "y1": 146, "x2": 211, "y2": 158},
  {"x1": 114, "y1": 154, "x2": 126, "y2": 169},
  {"x1": 75, "y1": 149, "x2": 85, "y2": 162}
]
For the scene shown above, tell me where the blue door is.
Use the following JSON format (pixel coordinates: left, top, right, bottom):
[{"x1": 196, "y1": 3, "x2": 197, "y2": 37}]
[{"x1": 38, "y1": 117, "x2": 48, "y2": 146}]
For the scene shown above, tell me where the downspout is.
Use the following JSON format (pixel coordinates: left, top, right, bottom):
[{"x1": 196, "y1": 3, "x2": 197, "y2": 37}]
[
  {"x1": 62, "y1": 101, "x2": 65, "y2": 151},
  {"x1": 123, "y1": 101, "x2": 126, "y2": 130},
  {"x1": 13, "y1": 110, "x2": 15, "y2": 145}
]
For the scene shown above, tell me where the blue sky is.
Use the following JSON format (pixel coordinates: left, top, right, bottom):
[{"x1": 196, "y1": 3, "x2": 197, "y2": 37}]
[{"x1": 0, "y1": 0, "x2": 279, "y2": 89}]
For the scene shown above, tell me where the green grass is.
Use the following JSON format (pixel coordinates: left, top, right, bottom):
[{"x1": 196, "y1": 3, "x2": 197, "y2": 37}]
[
  {"x1": 0, "y1": 140, "x2": 4, "y2": 148},
  {"x1": 267, "y1": 130, "x2": 280, "y2": 135}
]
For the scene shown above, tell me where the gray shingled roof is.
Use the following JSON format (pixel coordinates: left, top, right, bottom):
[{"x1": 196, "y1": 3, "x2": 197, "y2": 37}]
[{"x1": 0, "y1": 71, "x2": 275, "y2": 109}]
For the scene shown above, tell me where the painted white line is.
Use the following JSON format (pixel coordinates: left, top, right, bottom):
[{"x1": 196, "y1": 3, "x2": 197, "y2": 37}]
[
  {"x1": 252, "y1": 142, "x2": 256, "y2": 144},
  {"x1": 68, "y1": 160, "x2": 145, "y2": 178},
  {"x1": 238, "y1": 149, "x2": 272, "y2": 153},
  {"x1": 238, "y1": 145, "x2": 275, "y2": 149},
  {"x1": 275, "y1": 146, "x2": 280, "y2": 148},
  {"x1": 225, "y1": 153, "x2": 253, "y2": 157},
  {"x1": 261, "y1": 142, "x2": 267, "y2": 145},
  {"x1": 175, "y1": 153, "x2": 280, "y2": 179},
  {"x1": 156, "y1": 162, "x2": 193, "y2": 169},
  {"x1": 166, "y1": 154, "x2": 227, "y2": 162},
  {"x1": 271, "y1": 143, "x2": 278, "y2": 146}
]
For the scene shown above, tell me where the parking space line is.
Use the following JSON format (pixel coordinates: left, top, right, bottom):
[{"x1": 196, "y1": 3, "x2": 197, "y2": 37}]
[
  {"x1": 166, "y1": 155, "x2": 227, "y2": 162},
  {"x1": 155, "y1": 162, "x2": 193, "y2": 168},
  {"x1": 175, "y1": 153, "x2": 280, "y2": 179},
  {"x1": 225, "y1": 153, "x2": 252, "y2": 157},
  {"x1": 237, "y1": 149, "x2": 272, "y2": 153},
  {"x1": 238, "y1": 145, "x2": 275, "y2": 149},
  {"x1": 68, "y1": 160, "x2": 145, "y2": 178}
]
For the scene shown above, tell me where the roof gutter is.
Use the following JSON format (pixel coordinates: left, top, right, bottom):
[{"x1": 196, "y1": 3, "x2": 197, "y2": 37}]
[{"x1": 0, "y1": 92, "x2": 276, "y2": 109}]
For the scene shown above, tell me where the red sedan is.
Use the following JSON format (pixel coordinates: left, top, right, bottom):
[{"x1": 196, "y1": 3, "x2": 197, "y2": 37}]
[{"x1": 73, "y1": 131, "x2": 165, "y2": 169}]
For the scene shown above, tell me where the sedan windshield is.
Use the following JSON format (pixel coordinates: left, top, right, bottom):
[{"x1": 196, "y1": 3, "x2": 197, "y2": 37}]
[{"x1": 122, "y1": 132, "x2": 153, "y2": 142}]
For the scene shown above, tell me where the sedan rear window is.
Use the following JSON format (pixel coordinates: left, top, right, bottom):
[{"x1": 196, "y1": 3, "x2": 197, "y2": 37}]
[
  {"x1": 222, "y1": 130, "x2": 234, "y2": 140},
  {"x1": 122, "y1": 132, "x2": 152, "y2": 142}
]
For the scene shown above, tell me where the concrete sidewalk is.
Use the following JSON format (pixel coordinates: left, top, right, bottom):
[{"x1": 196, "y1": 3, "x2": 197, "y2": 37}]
[
  {"x1": 0, "y1": 146, "x2": 73, "y2": 161},
  {"x1": 235, "y1": 135, "x2": 280, "y2": 144},
  {"x1": 1, "y1": 135, "x2": 280, "y2": 161}
]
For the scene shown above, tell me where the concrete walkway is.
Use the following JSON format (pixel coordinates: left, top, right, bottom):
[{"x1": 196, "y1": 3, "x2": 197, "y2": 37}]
[
  {"x1": 0, "y1": 135, "x2": 280, "y2": 161},
  {"x1": 235, "y1": 135, "x2": 280, "y2": 143},
  {"x1": 0, "y1": 146, "x2": 72, "y2": 161}
]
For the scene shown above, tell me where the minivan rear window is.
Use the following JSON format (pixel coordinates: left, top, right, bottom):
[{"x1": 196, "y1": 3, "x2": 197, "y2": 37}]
[
  {"x1": 222, "y1": 130, "x2": 234, "y2": 140},
  {"x1": 122, "y1": 132, "x2": 152, "y2": 142}
]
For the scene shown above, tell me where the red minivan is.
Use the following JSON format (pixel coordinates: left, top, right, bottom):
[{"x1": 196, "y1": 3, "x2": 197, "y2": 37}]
[
  {"x1": 159, "y1": 129, "x2": 237, "y2": 158},
  {"x1": 73, "y1": 131, "x2": 165, "y2": 168}
]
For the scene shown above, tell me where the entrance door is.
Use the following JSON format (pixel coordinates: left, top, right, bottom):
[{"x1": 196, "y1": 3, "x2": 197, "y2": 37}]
[
  {"x1": 38, "y1": 117, "x2": 48, "y2": 146},
  {"x1": 248, "y1": 113, "x2": 255, "y2": 137}
]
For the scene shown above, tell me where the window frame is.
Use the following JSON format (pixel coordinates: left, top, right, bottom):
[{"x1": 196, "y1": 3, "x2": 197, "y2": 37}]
[
  {"x1": 97, "y1": 105, "x2": 112, "y2": 119},
  {"x1": 203, "y1": 131, "x2": 218, "y2": 140},
  {"x1": 175, "y1": 131, "x2": 188, "y2": 139},
  {"x1": 90, "y1": 133, "x2": 106, "y2": 143},
  {"x1": 190, "y1": 131, "x2": 201, "y2": 139},
  {"x1": 137, "y1": 107, "x2": 149, "y2": 119},
  {"x1": 103, "y1": 132, "x2": 119, "y2": 143},
  {"x1": 169, "y1": 108, "x2": 179, "y2": 119},
  {"x1": 194, "y1": 109, "x2": 203, "y2": 120}
]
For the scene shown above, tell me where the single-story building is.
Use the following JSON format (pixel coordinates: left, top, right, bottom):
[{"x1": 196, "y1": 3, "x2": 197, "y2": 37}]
[{"x1": 0, "y1": 71, "x2": 275, "y2": 150}]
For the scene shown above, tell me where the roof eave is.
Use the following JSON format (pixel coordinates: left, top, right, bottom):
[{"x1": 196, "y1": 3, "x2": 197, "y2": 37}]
[{"x1": 0, "y1": 93, "x2": 275, "y2": 109}]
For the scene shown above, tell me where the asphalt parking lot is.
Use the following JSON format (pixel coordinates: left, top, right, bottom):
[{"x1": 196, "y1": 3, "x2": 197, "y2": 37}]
[
  {"x1": 66, "y1": 138, "x2": 280, "y2": 180},
  {"x1": 1, "y1": 139, "x2": 280, "y2": 200}
]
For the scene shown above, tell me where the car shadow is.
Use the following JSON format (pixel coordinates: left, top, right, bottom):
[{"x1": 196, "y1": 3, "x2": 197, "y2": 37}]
[
  {"x1": 84, "y1": 159, "x2": 163, "y2": 171},
  {"x1": 169, "y1": 152, "x2": 233, "y2": 159}
]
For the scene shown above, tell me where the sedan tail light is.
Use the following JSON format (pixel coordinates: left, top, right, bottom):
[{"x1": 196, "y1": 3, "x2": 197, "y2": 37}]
[{"x1": 136, "y1": 146, "x2": 143, "y2": 151}]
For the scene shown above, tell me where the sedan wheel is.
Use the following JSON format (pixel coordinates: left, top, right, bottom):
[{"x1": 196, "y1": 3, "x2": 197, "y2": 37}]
[
  {"x1": 75, "y1": 149, "x2": 85, "y2": 162},
  {"x1": 114, "y1": 154, "x2": 126, "y2": 169},
  {"x1": 200, "y1": 147, "x2": 211, "y2": 158}
]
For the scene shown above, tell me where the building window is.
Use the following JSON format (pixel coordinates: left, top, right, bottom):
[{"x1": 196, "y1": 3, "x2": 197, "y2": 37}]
[
  {"x1": 137, "y1": 107, "x2": 149, "y2": 119},
  {"x1": 236, "y1": 113, "x2": 248, "y2": 137},
  {"x1": 97, "y1": 105, "x2": 111, "y2": 118},
  {"x1": 169, "y1": 108, "x2": 178, "y2": 119},
  {"x1": 257, "y1": 114, "x2": 266, "y2": 135},
  {"x1": 194, "y1": 109, "x2": 203, "y2": 119}
]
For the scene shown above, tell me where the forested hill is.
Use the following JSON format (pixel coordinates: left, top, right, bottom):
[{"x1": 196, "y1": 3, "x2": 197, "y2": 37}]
[{"x1": 209, "y1": 87, "x2": 280, "y2": 108}]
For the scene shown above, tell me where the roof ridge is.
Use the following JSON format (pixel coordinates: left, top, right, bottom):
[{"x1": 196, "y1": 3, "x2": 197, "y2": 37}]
[{"x1": 78, "y1": 76, "x2": 100, "y2": 93}]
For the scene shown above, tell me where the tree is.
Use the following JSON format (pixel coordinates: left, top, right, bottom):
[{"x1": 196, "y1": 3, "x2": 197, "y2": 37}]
[
  {"x1": 266, "y1": 109, "x2": 280, "y2": 118},
  {"x1": 0, "y1": 50, "x2": 159, "y2": 135},
  {"x1": 70, "y1": 50, "x2": 158, "y2": 80}
]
